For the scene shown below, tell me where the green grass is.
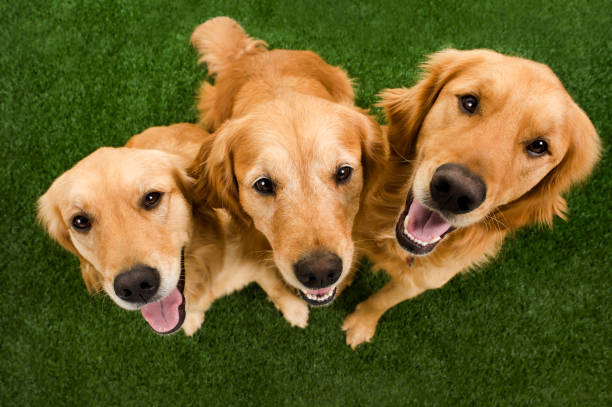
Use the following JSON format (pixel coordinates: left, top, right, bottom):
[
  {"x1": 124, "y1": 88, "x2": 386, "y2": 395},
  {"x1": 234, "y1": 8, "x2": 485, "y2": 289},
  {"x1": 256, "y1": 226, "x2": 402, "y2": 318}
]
[{"x1": 1, "y1": 0, "x2": 610, "y2": 405}]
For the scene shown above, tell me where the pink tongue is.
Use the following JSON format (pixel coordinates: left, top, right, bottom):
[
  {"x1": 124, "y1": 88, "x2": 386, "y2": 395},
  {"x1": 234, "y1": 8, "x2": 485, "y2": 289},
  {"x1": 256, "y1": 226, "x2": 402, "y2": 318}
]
[
  {"x1": 141, "y1": 288, "x2": 183, "y2": 333},
  {"x1": 306, "y1": 287, "x2": 333, "y2": 296},
  {"x1": 406, "y1": 199, "x2": 451, "y2": 242}
]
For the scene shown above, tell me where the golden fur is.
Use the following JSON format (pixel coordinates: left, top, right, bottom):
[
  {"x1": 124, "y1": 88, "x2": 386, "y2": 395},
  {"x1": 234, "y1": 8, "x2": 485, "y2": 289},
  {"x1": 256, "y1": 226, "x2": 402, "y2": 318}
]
[
  {"x1": 38, "y1": 123, "x2": 308, "y2": 335},
  {"x1": 343, "y1": 49, "x2": 601, "y2": 348},
  {"x1": 188, "y1": 18, "x2": 388, "y2": 305}
]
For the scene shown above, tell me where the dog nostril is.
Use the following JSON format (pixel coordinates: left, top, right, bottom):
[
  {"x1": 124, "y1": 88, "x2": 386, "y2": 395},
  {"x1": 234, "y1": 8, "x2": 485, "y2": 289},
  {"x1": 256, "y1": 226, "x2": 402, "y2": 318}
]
[
  {"x1": 114, "y1": 265, "x2": 160, "y2": 303},
  {"x1": 457, "y1": 196, "x2": 471, "y2": 211},
  {"x1": 293, "y1": 251, "x2": 343, "y2": 289},
  {"x1": 430, "y1": 164, "x2": 486, "y2": 214},
  {"x1": 435, "y1": 179, "x2": 450, "y2": 193}
]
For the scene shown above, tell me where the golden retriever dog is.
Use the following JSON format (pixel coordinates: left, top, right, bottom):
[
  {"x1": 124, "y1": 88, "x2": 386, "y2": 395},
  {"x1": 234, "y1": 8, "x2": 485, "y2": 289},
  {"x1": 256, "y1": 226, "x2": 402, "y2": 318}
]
[
  {"x1": 188, "y1": 17, "x2": 387, "y2": 307},
  {"x1": 38, "y1": 123, "x2": 309, "y2": 335},
  {"x1": 343, "y1": 49, "x2": 601, "y2": 348}
]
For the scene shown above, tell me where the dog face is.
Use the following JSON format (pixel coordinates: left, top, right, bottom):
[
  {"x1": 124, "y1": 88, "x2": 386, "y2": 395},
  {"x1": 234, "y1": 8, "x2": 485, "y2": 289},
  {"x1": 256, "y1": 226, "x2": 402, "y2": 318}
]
[
  {"x1": 381, "y1": 49, "x2": 600, "y2": 255},
  {"x1": 38, "y1": 147, "x2": 194, "y2": 333},
  {"x1": 191, "y1": 95, "x2": 386, "y2": 305}
]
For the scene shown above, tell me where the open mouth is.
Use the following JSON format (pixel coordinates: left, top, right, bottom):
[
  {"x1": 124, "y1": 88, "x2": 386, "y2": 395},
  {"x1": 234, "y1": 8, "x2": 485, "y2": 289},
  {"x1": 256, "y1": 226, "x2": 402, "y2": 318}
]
[
  {"x1": 395, "y1": 191, "x2": 455, "y2": 255},
  {"x1": 140, "y1": 248, "x2": 186, "y2": 335},
  {"x1": 298, "y1": 286, "x2": 337, "y2": 307}
]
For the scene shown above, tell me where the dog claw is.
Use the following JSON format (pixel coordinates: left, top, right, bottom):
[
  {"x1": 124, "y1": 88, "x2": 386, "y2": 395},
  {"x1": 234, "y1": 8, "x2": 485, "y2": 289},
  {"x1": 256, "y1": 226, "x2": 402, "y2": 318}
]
[
  {"x1": 342, "y1": 310, "x2": 378, "y2": 349},
  {"x1": 278, "y1": 296, "x2": 309, "y2": 328},
  {"x1": 182, "y1": 311, "x2": 205, "y2": 336}
]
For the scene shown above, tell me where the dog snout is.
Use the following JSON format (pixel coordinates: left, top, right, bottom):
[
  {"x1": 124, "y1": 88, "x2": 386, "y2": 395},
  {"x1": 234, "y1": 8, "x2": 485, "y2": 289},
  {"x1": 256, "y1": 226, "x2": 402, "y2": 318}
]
[
  {"x1": 293, "y1": 250, "x2": 342, "y2": 289},
  {"x1": 429, "y1": 163, "x2": 486, "y2": 214},
  {"x1": 113, "y1": 265, "x2": 160, "y2": 303}
]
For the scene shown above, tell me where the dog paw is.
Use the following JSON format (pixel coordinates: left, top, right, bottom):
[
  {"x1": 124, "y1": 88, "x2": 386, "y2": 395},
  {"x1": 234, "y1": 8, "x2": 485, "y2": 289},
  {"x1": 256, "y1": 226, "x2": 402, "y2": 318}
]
[
  {"x1": 182, "y1": 311, "x2": 205, "y2": 336},
  {"x1": 278, "y1": 297, "x2": 309, "y2": 328},
  {"x1": 342, "y1": 308, "x2": 378, "y2": 349}
]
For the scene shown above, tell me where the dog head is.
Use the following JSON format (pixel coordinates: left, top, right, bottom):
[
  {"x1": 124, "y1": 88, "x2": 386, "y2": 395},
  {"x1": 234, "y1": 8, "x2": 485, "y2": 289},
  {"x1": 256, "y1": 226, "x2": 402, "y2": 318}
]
[
  {"x1": 381, "y1": 49, "x2": 601, "y2": 255},
  {"x1": 190, "y1": 94, "x2": 386, "y2": 305},
  {"x1": 38, "y1": 147, "x2": 195, "y2": 333}
]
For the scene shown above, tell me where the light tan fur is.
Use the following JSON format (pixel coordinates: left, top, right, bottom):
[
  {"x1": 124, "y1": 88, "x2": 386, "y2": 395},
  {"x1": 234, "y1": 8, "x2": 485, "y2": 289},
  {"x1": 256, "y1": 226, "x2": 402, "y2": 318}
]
[
  {"x1": 343, "y1": 49, "x2": 601, "y2": 348},
  {"x1": 38, "y1": 123, "x2": 308, "y2": 335},
  {"x1": 188, "y1": 18, "x2": 388, "y2": 302},
  {"x1": 125, "y1": 123, "x2": 208, "y2": 162}
]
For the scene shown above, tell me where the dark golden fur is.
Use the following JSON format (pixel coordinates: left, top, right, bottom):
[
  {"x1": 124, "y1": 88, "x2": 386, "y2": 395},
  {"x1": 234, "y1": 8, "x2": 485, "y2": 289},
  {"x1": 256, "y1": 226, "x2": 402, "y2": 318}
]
[
  {"x1": 188, "y1": 17, "x2": 387, "y2": 307},
  {"x1": 343, "y1": 49, "x2": 601, "y2": 348}
]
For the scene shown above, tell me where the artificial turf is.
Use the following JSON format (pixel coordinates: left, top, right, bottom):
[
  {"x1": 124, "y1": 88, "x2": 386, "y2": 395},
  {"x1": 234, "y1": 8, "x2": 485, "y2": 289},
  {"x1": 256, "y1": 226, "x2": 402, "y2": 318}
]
[{"x1": 1, "y1": 0, "x2": 610, "y2": 405}]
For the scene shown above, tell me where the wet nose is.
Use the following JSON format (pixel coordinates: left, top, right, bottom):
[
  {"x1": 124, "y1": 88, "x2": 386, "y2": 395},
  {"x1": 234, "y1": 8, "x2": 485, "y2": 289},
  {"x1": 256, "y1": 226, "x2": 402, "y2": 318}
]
[
  {"x1": 293, "y1": 250, "x2": 342, "y2": 289},
  {"x1": 429, "y1": 163, "x2": 486, "y2": 214},
  {"x1": 113, "y1": 265, "x2": 160, "y2": 303}
]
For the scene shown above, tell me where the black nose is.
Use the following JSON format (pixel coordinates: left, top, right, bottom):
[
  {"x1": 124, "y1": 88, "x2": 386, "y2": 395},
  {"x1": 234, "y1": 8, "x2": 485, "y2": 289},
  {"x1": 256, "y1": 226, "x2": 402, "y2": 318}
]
[
  {"x1": 429, "y1": 163, "x2": 486, "y2": 214},
  {"x1": 293, "y1": 250, "x2": 342, "y2": 289},
  {"x1": 113, "y1": 265, "x2": 160, "y2": 303}
]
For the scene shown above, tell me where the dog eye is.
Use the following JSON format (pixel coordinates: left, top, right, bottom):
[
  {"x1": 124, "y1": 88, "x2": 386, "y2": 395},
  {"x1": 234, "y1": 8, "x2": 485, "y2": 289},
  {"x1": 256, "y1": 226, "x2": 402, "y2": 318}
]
[
  {"x1": 142, "y1": 192, "x2": 163, "y2": 210},
  {"x1": 459, "y1": 95, "x2": 479, "y2": 115},
  {"x1": 335, "y1": 166, "x2": 353, "y2": 184},
  {"x1": 72, "y1": 215, "x2": 91, "y2": 232},
  {"x1": 526, "y1": 139, "x2": 549, "y2": 157},
  {"x1": 253, "y1": 177, "x2": 276, "y2": 195}
]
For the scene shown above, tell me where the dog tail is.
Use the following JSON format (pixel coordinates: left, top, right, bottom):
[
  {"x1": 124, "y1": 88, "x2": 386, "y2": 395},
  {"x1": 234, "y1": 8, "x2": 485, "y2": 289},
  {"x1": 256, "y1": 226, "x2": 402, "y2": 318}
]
[{"x1": 190, "y1": 17, "x2": 268, "y2": 77}]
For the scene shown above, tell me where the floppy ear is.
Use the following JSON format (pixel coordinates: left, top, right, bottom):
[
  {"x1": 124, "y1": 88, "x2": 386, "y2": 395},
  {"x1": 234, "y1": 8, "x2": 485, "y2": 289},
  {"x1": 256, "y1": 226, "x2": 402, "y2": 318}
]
[
  {"x1": 37, "y1": 192, "x2": 102, "y2": 293},
  {"x1": 37, "y1": 191, "x2": 77, "y2": 255},
  {"x1": 166, "y1": 153, "x2": 196, "y2": 203},
  {"x1": 499, "y1": 103, "x2": 601, "y2": 228},
  {"x1": 172, "y1": 167, "x2": 195, "y2": 204},
  {"x1": 78, "y1": 258, "x2": 102, "y2": 294},
  {"x1": 188, "y1": 119, "x2": 251, "y2": 224},
  {"x1": 351, "y1": 109, "x2": 389, "y2": 200},
  {"x1": 378, "y1": 49, "x2": 478, "y2": 159}
]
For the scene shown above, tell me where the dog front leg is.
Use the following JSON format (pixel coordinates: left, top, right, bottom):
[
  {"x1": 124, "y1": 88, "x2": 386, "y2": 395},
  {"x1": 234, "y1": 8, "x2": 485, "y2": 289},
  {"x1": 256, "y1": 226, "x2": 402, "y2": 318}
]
[
  {"x1": 183, "y1": 295, "x2": 215, "y2": 336},
  {"x1": 342, "y1": 278, "x2": 414, "y2": 349},
  {"x1": 256, "y1": 267, "x2": 310, "y2": 328},
  {"x1": 342, "y1": 260, "x2": 458, "y2": 349}
]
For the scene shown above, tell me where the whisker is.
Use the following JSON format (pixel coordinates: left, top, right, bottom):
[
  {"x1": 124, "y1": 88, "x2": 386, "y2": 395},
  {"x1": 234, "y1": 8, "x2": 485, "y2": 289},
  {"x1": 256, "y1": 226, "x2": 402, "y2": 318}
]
[
  {"x1": 250, "y1": 249, "x2": 274, "y2": 256},
  {"x1": 390, "y1": 145, "x2": 416, "y2": 164},
  {"x1": 484, "y1": 210, "x2": 507, "y2": 231}
]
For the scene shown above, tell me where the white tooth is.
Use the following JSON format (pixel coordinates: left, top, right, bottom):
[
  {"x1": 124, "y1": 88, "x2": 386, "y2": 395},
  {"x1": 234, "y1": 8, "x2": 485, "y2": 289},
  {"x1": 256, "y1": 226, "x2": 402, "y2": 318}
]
[
  {"x1": 404, "y1": 231, "x2": 431, "y2": 247},
  {"x1": 411, "y1": 234, "x2": 422, "y2": 245},
  {"x1": 304, "y1": 288, "x2": 335, "y2": 302},
  {"x1": 429, "y1": 236, "x2": 441, "y2": 244},
  {"x1": 403, "y1": 215, "x2": 410, "y2": 234}
]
